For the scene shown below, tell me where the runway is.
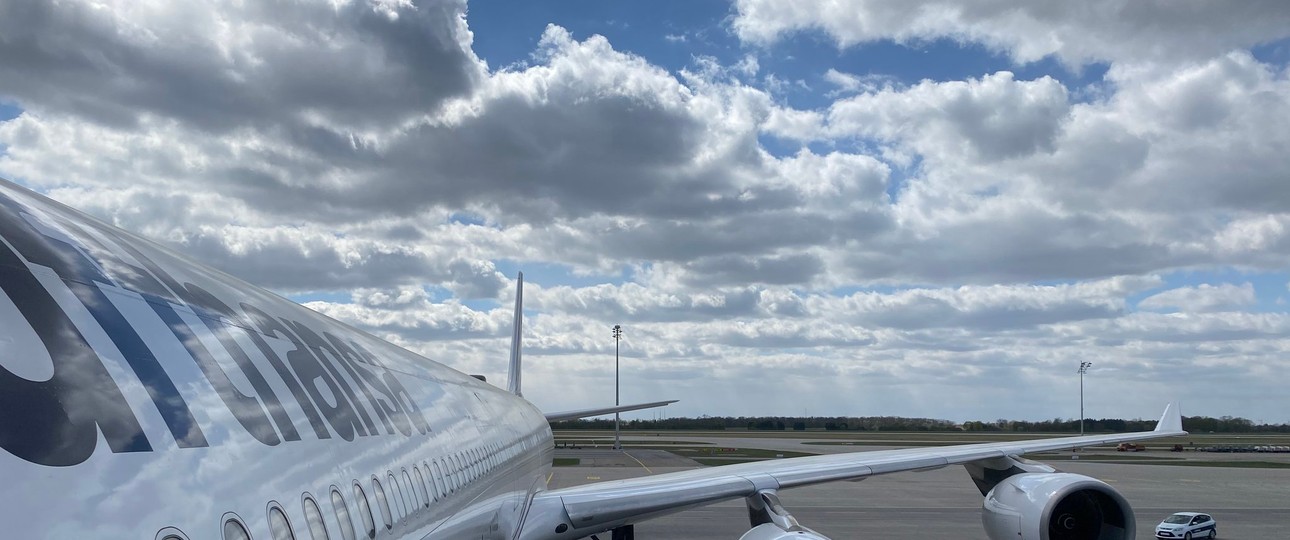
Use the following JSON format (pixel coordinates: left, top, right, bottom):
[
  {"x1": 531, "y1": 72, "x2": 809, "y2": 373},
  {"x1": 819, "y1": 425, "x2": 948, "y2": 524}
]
[{"x1": 550, "y1": 442, "x2": 1290, "y2": 539}]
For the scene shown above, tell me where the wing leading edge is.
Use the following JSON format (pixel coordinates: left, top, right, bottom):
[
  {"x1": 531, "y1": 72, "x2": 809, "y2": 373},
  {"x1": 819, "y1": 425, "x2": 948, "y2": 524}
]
[{"x1": 520, "y1": 403, "x2": 1186, "y2": 539}]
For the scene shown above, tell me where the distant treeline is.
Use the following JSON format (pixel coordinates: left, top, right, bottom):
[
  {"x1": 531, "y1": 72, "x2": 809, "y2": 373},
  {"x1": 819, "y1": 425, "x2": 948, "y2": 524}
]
[{"x1": 550, "y1": 415, "x2": 1290, "y2": 433}]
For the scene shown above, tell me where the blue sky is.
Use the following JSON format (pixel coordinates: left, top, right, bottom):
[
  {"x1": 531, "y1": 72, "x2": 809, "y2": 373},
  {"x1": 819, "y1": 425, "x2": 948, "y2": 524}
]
[{"x1": 3, "y1": 0, "x2": 1290, "y2": 421}]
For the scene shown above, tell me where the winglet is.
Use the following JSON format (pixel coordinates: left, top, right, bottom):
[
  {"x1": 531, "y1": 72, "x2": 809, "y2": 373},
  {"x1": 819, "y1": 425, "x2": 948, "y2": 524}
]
[
  {"x1": 507, "y1": 272, "x2": 523, "y2": 397},
  {"x1": 1154, "y1": 402, "x2": 1183, "y2": 433}
]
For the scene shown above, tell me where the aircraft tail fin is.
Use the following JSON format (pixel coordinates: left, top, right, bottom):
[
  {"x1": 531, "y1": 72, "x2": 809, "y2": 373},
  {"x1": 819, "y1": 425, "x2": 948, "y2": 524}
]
[
  {"x1": 1154, "y1": 402, "x2": 1183, "y2": 433},
  {"x1": 507, "y1": 272, "x2": 523, "y2": 397}
]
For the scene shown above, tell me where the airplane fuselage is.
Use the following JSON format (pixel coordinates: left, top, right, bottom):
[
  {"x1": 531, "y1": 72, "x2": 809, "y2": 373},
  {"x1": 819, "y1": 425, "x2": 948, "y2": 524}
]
[{"x1": 0, "y1": 178, "x2": 553, "y2": 539}]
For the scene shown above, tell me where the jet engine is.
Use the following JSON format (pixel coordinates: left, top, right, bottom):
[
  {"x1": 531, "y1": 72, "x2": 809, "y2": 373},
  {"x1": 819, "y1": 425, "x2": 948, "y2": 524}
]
[
  {"x1": 737, "y1": 490, "x2": 835, "y2": 540},
  {"x1": 738, "y1": 523, "x2": 833, "y2": 540},
  {"x1": 982, "y1": 473, "x2": 1135, "y2": 540}
]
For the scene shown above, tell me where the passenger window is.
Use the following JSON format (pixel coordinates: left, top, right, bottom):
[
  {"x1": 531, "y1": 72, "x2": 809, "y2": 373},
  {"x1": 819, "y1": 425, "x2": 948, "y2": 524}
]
[
  {"x1": 330, "y1": 489, "x2": 356, "y2": 540},
  {"x1": 223, "y1": 518, "x2": 251, "y2": 540},
  {"x1": 303, "y1": 495, "x2": 330, "y2": 540},
  {"x1": 269, "y1": 503, "x2": 295, "y2": 540},
  {"x1": 402, "y1": 469, "x2": 420, "y2": 509},
  {"x1": 158, "y1": 527, "x2": 191, "y2": 540},
  {"x1": 430, "y1": 460, "x2": 444, "y2": 499},
  {"x1": 352, "y1": 482, "x2": 376, "y2": 540},
  {"x1": 446, "y1": 457, "x2": 457, "y2": 492},
  {"x1": 414, "y1": 467, "x2": 430, "y2": 507},
  {"x1": 425, "y1": 461, "x2": 441, "y2": 502},
  {"x1": 388, "y1": 473, "x2": 408, "y2": 520},
  {"x1": 371, "y1": 477, "x2": 393, "y2": 530}
]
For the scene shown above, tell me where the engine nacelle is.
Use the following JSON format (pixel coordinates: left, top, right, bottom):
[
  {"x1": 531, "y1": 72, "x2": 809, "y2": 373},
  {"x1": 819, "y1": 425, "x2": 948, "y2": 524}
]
[
  {"x1": 738, "y1": 523, "x2": 833, "y2": 540},
  {"x1": 982, "y1": 473, "x2": 1135, "y2": 540}
]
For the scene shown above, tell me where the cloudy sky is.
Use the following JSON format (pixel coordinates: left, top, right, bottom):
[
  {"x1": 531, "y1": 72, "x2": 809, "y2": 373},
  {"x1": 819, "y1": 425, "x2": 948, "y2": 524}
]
[{"x1": 3, "y1": 0, "x2": 1290, "y2": 423}]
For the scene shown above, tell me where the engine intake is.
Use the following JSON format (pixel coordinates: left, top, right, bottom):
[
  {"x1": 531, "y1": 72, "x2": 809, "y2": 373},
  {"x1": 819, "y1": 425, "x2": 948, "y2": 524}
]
[{"x1": 982, "y1": 473, "x2": 1135, "y2": 540}]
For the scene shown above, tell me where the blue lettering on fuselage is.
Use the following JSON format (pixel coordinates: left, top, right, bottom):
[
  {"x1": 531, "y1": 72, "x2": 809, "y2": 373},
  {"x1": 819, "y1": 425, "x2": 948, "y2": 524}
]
[{"x1": 0, "y1": 190, "x2": 431, "y2": 467}]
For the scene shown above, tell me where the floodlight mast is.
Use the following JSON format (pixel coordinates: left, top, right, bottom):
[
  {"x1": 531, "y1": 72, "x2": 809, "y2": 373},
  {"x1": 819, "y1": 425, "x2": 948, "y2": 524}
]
[
  {"x1": 613, "y1": 324, "x2": 623, "y2": 451},
  {"x1": 1078, "y1": 361, "x2": 1093, "y2": 436}
]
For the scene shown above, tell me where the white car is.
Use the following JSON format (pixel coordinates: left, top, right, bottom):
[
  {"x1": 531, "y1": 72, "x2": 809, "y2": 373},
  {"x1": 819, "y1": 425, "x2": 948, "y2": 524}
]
[{"x1": 1155, "y1": 512, "x2": 1217, "y2": 539}]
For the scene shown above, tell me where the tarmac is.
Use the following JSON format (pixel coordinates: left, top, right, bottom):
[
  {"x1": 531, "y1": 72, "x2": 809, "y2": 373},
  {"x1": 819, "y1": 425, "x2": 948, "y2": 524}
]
[{"x1": 550, "y1": 438, "x2": 1290, "y2": 539}]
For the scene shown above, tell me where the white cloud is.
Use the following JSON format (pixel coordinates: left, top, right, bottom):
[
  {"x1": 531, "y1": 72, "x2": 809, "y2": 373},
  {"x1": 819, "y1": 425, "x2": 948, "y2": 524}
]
[
  {"x1": 1138, "y1": 283, "x2": 1257, "y2": 313},
  {"x1": 732, "y1": 0, "x2": 1290, "y2": 67},
  {"x1": 0, "y1": 0, "x2": 483, "y2": 132},
  {"x1": 2, "y1": 1, "x2": 1290, "y2": 421},
  {"x1": 826, "y1": 71, "x2": 1072, "y2": 162},
  {"x1": 823, "y1": 69, "x2": 898, "y2": 95},
  {"x1": 761, "y1": 106, "x2": 825, "y2": 141}
]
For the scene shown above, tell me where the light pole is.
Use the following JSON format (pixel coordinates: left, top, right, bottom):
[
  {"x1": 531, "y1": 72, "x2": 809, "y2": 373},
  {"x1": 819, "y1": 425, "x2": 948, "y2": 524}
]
[
  {"x1": 1078, "y1": 361, "x2": 1092, "y2": 436},
  {"x1": 613, "y1": 324, "x2": 622, "y2": 451}
]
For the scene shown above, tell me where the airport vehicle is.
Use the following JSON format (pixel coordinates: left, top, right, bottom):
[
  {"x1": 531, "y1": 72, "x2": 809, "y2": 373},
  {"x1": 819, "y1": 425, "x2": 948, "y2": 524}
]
[
  {"x1": 0, "y1": 176, "x2": 1186, "y2": 540},
  {"x1": 1118, "y1": 442, "x2": 1147, "y2": 452},
  {"x1": 1154, "y1": 512, "x2": 1217, "y2": 539}
]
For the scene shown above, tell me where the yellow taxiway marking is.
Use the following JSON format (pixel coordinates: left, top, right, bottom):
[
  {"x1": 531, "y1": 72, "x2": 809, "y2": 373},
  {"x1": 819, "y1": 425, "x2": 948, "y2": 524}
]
[
  {"x1": 623, "y1": 450, "x2": 654, "y2": 475},
  {"x1": 546, "y1": 472, "x2": 553, "y2": 485}
]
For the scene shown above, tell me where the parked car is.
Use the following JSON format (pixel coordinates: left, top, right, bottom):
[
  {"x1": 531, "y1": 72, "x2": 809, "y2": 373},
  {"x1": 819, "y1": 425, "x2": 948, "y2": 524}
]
[{"x1": 1155, "y1": 512, "x2": 1217, "y2": 539}]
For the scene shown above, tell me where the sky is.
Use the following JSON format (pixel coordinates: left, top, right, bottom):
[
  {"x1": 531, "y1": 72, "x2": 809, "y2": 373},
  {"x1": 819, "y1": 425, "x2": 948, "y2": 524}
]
[{"x1": 2, "y1": 1, "x2": 1290, "y2": 423}]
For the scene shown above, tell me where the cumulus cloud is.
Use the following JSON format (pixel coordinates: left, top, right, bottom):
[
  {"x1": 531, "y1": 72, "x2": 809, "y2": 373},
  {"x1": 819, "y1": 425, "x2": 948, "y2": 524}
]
[
  {"x1": 823, "y1": 69, "x2": 898, "y2": 95},
  {"x1": 0, "y1": 0, "x2": 483, "y2": 133},
  {"x1": 732, "y1": 0, "x2": 1290, "y2": 66},
  {"x1": 3, "y1": 0, "x2": 1290, "y2": 420},
  {"x1": 824, "y1": 277, "x2": 1155, "y2": 331},
  {"x1": 826, "y1": 71, "x2": 1072, "y2": 161},
  {"x1": 1138, "y1": 283, "x2": 1257, "y2": 313}
]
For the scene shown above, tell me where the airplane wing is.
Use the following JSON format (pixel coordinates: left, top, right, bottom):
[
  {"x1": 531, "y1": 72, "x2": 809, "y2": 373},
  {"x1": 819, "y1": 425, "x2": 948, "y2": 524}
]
[
  {"x1": 544, "y1": 400, "x2": 679, "y2": 422},
  {"x1": 519, "y1": 403, "x2": 1185, "y2": 540}
]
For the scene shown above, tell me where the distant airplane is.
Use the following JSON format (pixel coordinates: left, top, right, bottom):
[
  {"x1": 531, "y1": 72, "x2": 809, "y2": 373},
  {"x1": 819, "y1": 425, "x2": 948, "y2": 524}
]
[{"x1": 0, "y1": 177, "x2": 1182, "y2": 540}]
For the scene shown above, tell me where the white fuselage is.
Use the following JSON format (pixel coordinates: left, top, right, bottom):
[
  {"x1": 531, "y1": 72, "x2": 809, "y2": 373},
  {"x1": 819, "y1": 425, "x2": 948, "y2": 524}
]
[{"x1": 0, "y1": 179, "x2": 554, "y2": 539}]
